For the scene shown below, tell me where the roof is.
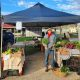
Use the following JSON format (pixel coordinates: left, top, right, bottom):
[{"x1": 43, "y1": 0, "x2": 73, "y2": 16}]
[
  {"x1": 3, "y1": 3, "x2": 80, "y2": 27},
  {"x1": 1, "y1": 24, "x2": 14, "y2": 29}
]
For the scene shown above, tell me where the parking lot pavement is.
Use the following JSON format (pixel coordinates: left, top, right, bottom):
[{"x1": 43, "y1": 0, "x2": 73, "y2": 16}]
[{"x1": 2, "y1": 68, "x2": 80, "y2": 80}]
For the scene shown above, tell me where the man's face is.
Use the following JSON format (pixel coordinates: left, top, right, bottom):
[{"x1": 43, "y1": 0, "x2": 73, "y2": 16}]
[{"x1": 48, "y1": 30, "x2": 52, "y2": 34}]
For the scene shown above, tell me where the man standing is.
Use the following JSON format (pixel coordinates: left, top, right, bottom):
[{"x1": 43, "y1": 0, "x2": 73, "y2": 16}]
[{"x1": 44, "y1": 28, "x2": 56, "y2": 72}]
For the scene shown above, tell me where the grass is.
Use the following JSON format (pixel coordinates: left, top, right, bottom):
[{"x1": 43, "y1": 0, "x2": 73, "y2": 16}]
[{"x1": 16, "y1": 37, "x2": 33, "y2": 42}]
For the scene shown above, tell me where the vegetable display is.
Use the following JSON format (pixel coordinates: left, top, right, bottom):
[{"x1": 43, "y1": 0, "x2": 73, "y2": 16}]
[
  {"x1": 55, "y1": 40, "x2": 80, "y2": 50},
  {"x1": 61, "y1": 66, "x2": 70, "y2": 74},
  {"x1": 42, "y1": 38, "x2": 49, "y2": 45},
  {"x1": 4, "y1": 49, "x2": 12, "y2": 55},
  {"x1": 3, "y1": 48, "x2": 20, "y2": 55},
  {"x1": 12, "y1": 48, "x2": 20, "y2": 52},
  {"x1": 58, "y1": 47, "x2": 70, "y2": 55},
  {"x1": 55, "y1": 40, "x2": 69, "y2": 48},
  {"x1": 65, "y1": 42, "x2": 76, "y2": 49}
]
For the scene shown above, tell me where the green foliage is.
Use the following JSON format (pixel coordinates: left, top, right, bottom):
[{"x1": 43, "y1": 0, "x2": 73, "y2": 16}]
[
  {"x1": 12, "y1": 48, "x2": 20, "y2": 52},
  {"x1": 56, "y1": 38, "x2": 62, "y2": 42},
  {"x1": 71, "y1": 41, "x2": 80, "y2": 50},
  {"x1": 55, "y1": 42, "x2": 63, "y2": 48},
  {"x1": 4, "y1": 49, "x2": 12, "y2": 55},
  {"x1": 61, "y1": 66, "x2": 70, "y2": 74},
  {"x1": 4, "y1": 48, "x2": 20, "y2": 55},
  {"x1": 55, "y1": 40, "x2": 69, "y2": 48},
  {"x1": 42, "y1": 38, "x2": 49, "y2": 45},
  {"x1": 72, "y1": 41, "x2": 79, "y2": 45},
  {"x1": 76, "y1": 43, "x2": 80, "y2": 50},
  {"x1": 16, "y1": 37, "x2": 33, "y2": 42}
]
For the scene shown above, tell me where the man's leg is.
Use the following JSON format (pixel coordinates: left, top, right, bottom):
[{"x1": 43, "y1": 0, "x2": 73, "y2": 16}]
[
  {"x1": 50, "y1": 50, "x2": 56, "y2": 70},
  {"x1": 45, "y1": 49, "x2": 49, "y2": 72}
]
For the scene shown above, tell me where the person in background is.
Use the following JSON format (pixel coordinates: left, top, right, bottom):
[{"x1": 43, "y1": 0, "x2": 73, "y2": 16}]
[
  {"x1": 44, "y1": 28, "x2": 56, "y2": 72},
  {"x1": 62, "y1": 33, "x2": 67, "y2": 40},
  {"x1": 42, "y1": 32, "x2": 45, "y2": 38},
  {"x1": 63, "y1": 32, "x2": 70, "y2": 40},
  {"x1": 66, "y1": 32, "x2": 70, "y2": 39}
]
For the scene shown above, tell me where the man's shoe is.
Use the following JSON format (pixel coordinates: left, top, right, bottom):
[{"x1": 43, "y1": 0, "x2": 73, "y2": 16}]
[
  {"x1": 45, "y1": 68, "x2": 48, "y2": 72},
  {"x1": 51, "y1": 67, "x2": 56, "y2": 71},
  {"x1": 45, "y1": 67, "x2": 48, "y2": 72}
]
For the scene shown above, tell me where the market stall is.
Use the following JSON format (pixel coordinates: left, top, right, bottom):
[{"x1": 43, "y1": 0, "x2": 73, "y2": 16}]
[
  {"x1": 55, "y1": 40, "x2": 80, "y2": 75},
  {"x1": 1, "y1": 47, "x2": 25, "y2": 77},
  {"x1": 2, "y1": 2, "x2": 80, "y2": 78}
]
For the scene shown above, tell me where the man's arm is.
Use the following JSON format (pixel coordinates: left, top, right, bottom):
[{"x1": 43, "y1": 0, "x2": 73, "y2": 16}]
[{"x1": 44, "y1": 34, "x2": 48, "y2": 38}]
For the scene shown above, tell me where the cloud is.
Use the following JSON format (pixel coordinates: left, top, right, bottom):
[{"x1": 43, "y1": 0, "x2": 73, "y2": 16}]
[
  {"x1": 54, "y1": 0, "x2": 80, "y2": 15},
  {"x1": 27, "y1": 2, "x2": 36, "y2": 8},
  {"x1": 57, "y1": 3, "x2": 80, "y2": 10},
  {"x1": 51, "y1": 0, "x2": 80, "y2": 15},
  {"x1": 18, "y1": 0, "x2": 25, "y2": 6},
  {"x1": 1, "y1": 11, "x2": 12, "y2": 15},
  {"x1": 17, "y1": 0, "x2": 36, "y2": 8},
  {"x1": 70, "y1": 10, "x2": 80, "y2": 15},
  {"x1": 57, "y1": 0, "x2": 80, "y2": 10}
]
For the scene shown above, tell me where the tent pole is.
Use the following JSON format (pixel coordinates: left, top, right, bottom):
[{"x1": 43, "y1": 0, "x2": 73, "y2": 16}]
[
  {"x1": 60, "y1": 26, "x2": 62, "y2": 35},
  {"x1": 77, "y1": 23, "x2": 80, "y2": 41},
  {"x1": 1, "y1": 21, "x2": 4, "y2": 54},
  {"x1": 14, "y1": 28, "x2": 15, "y2": 43}
]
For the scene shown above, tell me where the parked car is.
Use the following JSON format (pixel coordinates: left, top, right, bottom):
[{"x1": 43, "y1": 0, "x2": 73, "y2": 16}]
[{"x1": 2, "y1": 30, "x2": 15, "y2": 51}]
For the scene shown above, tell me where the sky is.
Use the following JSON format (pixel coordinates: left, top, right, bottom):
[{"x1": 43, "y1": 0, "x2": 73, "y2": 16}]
[{"x1": 1, "y1": 0, "x2": 80, "y2": 15}]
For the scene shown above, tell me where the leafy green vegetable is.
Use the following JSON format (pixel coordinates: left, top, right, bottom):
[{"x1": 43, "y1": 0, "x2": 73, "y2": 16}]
[
  {"x1": 4, "y1": 49, "x2": 12, "y2": 55},
  {"x1": 76, "y1": 43, "x2": 80, "y2": 50},
  {"x1": 61, "y1": 66, "x2": 70, "y2": 73},
  {"x1": 55, "y1": 40, "x2": 69, "y2": 48},
  {"x1": 42, "y1": 38, "x2": 49, "y2": 45},
  {"x1": 12, "y1": 48, "x2": 20, "y2": 52}
]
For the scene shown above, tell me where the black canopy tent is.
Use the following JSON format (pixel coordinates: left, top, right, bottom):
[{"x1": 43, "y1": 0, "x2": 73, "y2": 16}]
[{"x1": 3, "y1": 3, "x2": 80, "y2": 27}]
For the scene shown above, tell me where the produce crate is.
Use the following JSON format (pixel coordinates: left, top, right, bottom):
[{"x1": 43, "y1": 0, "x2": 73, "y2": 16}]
[{"x1": 2, "y1": 48, "x2": 25, "y2": 77}]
